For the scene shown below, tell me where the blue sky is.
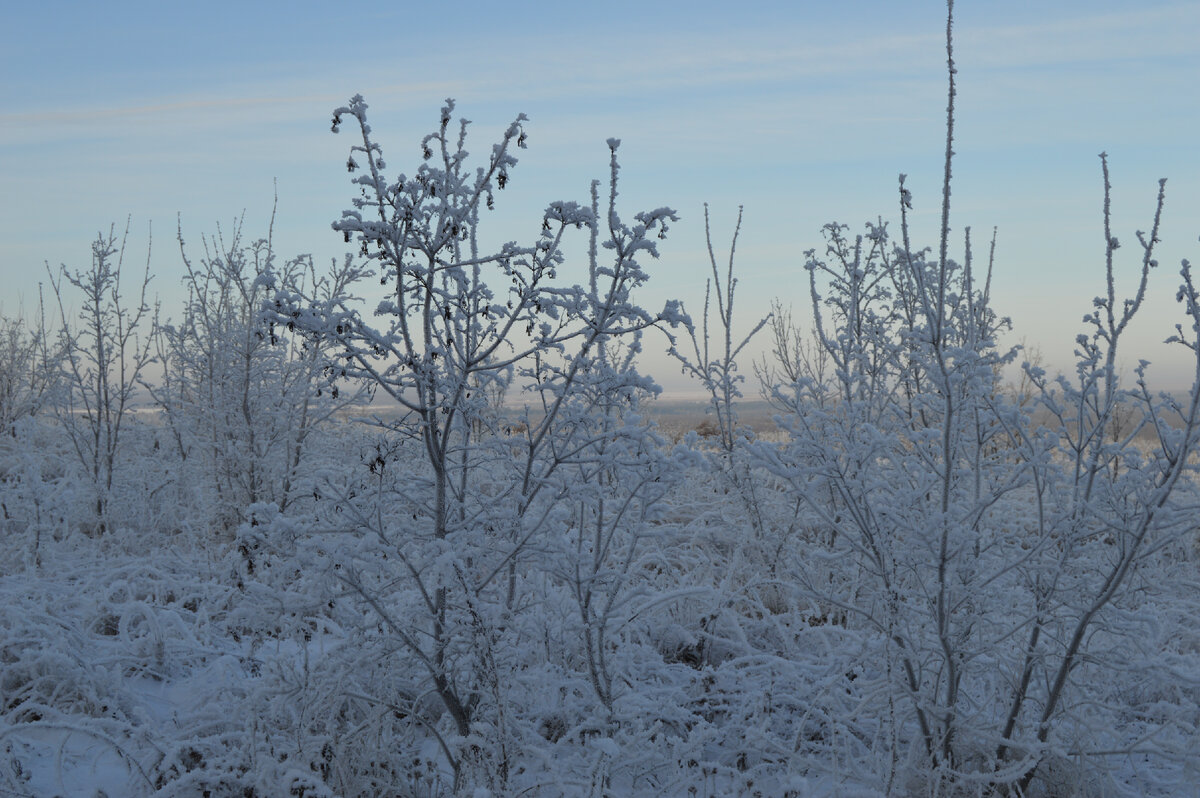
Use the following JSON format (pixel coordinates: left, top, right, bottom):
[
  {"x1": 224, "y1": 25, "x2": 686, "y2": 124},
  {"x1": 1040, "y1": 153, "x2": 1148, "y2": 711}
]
[{"x1": 3, "y1": 1, "x2": 1199, "y2": 395}]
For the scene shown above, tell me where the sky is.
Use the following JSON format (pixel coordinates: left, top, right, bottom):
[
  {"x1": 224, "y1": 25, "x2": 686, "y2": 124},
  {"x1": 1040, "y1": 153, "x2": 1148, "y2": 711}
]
[{"x1": 3, "y1": 1, "x2": 1200, "y2": 397}]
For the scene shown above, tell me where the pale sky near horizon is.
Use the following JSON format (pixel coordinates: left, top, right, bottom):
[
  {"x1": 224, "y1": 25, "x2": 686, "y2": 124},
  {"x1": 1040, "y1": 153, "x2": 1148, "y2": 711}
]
[{"x1": 3, "y1": 1, "x2": 1200, "y2": 397}]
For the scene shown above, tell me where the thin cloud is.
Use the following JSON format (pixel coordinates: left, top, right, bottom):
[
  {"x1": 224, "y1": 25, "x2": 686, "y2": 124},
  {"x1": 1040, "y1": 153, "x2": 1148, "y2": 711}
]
[
  {"x1": 0, "y1": 82, "x2": 457, "y2": 131},
  {"x1": 960, "y1": 4, "x2": 1200, "y2": 70}
]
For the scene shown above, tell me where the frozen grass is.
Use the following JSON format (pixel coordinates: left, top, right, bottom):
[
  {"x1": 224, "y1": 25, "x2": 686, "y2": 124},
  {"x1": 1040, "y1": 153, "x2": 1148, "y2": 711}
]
[{"x1": 2, "y1": 420, "x2": 1198, "y2": 796}]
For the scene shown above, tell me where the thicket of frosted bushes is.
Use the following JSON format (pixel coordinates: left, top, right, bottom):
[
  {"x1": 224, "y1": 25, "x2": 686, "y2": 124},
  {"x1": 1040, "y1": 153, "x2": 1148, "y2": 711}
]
[{"x1": 4, "y1": 7, "x2": 1200, "y2": 796}]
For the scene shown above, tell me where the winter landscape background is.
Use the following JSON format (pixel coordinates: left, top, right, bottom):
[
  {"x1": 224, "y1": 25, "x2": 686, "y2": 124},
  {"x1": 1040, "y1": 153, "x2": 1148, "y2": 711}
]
[{"x1": 3, "y1": 2, "x2": 1200, "y2": 796}]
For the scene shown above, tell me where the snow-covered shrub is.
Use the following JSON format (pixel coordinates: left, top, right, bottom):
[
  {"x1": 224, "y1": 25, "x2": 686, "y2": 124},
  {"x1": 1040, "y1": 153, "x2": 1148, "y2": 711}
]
[
  {"x1": 0, "y1": 416, "x2": 77, "y2": 570},
  {"x1": 266, "y1": 95, "x2": 692, "y2": 792},
  {"x1": 755, "y1": 12, "x2": 1200, "y2": 792},
  {"x1": 44, "y1": 223, "x2": 155, "y2": 534},
  {"x1": 669, "y1": 204, "x2": 771, "y2": 544},
  {"x1": 149, "y1": 214, "x2": 357, "y2": 535},
  {"x1": 0, "y1": 313, "x2": 54, "y2": 438}
]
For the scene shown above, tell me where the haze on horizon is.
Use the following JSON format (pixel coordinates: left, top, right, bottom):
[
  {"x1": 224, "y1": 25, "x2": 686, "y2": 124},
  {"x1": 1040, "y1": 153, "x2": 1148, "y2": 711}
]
[{"x1": 3, "y1": 0, "x2": 1199, "y2": 396}]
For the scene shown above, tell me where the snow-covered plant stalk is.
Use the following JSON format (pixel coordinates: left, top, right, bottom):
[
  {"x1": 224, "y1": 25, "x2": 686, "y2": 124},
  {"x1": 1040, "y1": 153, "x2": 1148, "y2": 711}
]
[
  {"x1": 672, "y1": 206, "x2": 768, "y2": 450},
  {"x1": 670, "y1": 205, "x2": 770, "y2": 544},
  {"x1": 45, "y1": 222, "x2": 155, "y2": 532}
]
